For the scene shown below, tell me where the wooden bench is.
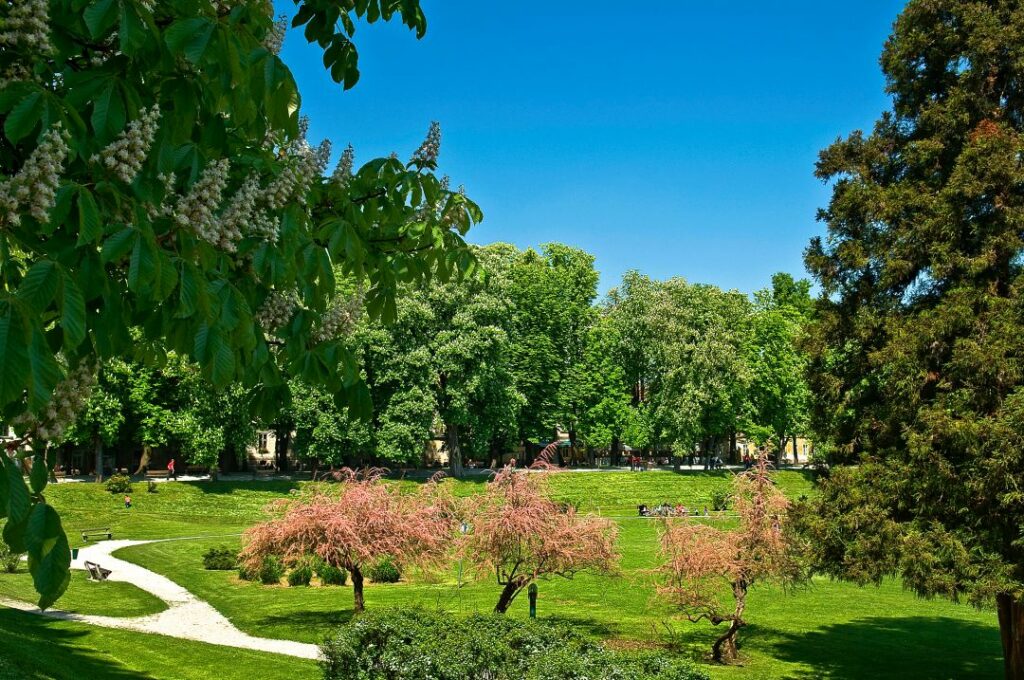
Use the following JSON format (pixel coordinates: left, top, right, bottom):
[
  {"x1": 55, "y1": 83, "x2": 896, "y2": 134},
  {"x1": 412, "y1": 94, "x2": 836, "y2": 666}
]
[
  {"x1": 145, "y1": 470, "x2": 169, "y2": 479},
  {"x1": 81, "y1": 528, "x2": 112, "y2": 542},
  {"x1": 84, "y1": 561, "x2": 112, "y2": 581}
]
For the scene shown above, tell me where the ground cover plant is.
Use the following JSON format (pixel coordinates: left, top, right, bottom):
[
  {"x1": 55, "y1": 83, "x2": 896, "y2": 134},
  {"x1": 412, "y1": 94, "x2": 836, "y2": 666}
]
[{"x1": 0, "y1": 472, "x2": 1004, "y2": 679}]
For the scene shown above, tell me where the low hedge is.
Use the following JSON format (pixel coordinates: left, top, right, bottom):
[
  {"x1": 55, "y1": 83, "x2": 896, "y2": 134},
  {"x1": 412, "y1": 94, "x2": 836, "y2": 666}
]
[{"x1": 320, "y1": 608, "x2": 709, "y2": 680}]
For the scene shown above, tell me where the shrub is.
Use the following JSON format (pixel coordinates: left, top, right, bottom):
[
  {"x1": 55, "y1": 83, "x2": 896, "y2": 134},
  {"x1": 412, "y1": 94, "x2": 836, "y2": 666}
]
[
  {"x1": 288, "y1": 562, "x2": 313, "y2": 587},
  {"x1": 258, "y1": 555, "x2": 284, "y2": 585},
  {"x1": 147, "y1": 480, "x2": 159, "y2": 493},
  {"x1": 105, "y1": 474, "x2": 133, "y2": 494},
  {"x1": 710, "y1": 488, "x2": 731, "y2": 511},
  {"x1": 367, "y1": 557, "x2": 401, "y2": 583},
  {"x1": 317, "y1": 563, "x2": 347, "y2": 586},
  {"x1": 202, "y1": 546, "x2": 238, "y2": 571},
  {"x1": 0, "y1": 543, "x2": 22, "y2": 574},
  {"x1": 320, "y1": 608, "x2": 709, "y2": 680},
  {"x1": 238, "y1": 564, "x2": 255, "y2": 581}
]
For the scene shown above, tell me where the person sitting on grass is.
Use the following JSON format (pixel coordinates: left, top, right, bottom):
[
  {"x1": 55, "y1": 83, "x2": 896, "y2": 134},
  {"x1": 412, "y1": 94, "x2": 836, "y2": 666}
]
[{"x1": 124, "y1": 495, "x2": 132, "y2": 509}]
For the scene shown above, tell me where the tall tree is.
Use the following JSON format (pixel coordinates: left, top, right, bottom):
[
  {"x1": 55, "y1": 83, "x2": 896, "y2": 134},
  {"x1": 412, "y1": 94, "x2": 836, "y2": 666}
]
[
  {"x1": 746, "y1": 273, "x2": 812, "y2": 460},
  {"x1": 648, "y1": 280, "x2": 752, "y2": 465},
  {"x1": 799, "y1": 2, "x2": 1024, "y2": 676},
  {"x1": 0, "y1": 0, "x2": 479, "y2": 608}
]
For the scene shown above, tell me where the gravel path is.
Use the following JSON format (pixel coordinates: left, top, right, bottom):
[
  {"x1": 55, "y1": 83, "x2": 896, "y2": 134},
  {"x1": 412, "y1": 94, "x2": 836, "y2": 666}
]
[{"x1": 0, "y1": 539, "x2": 320, "y2": 660}]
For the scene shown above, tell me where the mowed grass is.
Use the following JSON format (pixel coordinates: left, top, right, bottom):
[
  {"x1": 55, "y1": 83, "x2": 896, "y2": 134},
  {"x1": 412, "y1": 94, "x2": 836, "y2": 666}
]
[
  {"x1": 0, "y1": 568, "x2": 166, "y2": 618},
  {"x1": 0, "y1": 470, "x2": 1005, "y2": 679},
  {"x1": 0, "y1": 608, "x2": 317, "y2": 680}
]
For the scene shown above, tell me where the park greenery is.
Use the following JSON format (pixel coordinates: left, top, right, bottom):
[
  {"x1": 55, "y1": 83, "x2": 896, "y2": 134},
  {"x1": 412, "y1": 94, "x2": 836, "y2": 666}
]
[{"x1": 1, "y1": 0, "x2": 1023, "y2": 677}]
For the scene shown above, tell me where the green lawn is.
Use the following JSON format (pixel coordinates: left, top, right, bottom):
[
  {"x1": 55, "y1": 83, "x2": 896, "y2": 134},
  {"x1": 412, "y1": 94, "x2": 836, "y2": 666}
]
[
  {"x1": 0, "y1": 569, "x2": 166, "y2": 618},
  {"x1": 0, "y1": 471, "x2": 1004, "y2": 679}
]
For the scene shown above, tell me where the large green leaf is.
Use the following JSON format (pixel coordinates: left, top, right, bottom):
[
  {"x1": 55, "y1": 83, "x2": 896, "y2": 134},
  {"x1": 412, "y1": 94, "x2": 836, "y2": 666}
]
[
  {"x1": 165, "y1": 18, "x2": 215, "y2": 63},
  {"x1": 29, "y1": 452, "x2": 48, "y2": 494},
  {"x1": 59, "y1": 269, "x2": 86, "y2": 349},
  {"x1": 4, "y1": 91, "x2": 43, "y2": 144},
  {"x1": 83, "y1": 0, "x2": 118, "y2": 38},
  {"x1": 26, "y1": 323, "x2": 61, "y2": 412},
  {"x1": 16, "y1": 260, "x2": 58, "y2": 312},
  {"x1": 0, "y1": 306, "x2": 29, "y2": 408},
  {"x1": 77, "y1": 188, "x2": 102, "y2": 245},
  {"x1": 25, "y1": 503, "x2": 71, "y2": 611}
]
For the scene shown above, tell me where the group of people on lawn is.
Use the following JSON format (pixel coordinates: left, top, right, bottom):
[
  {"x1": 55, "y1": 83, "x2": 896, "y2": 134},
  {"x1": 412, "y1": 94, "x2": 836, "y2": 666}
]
[{"x1": 638, "y1": 502, "x2": 710, "y2": 518}]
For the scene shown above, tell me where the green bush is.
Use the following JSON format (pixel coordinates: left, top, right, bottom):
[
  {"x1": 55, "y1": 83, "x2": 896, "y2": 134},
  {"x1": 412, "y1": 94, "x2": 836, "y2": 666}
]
[
  {"x1": 147, "y1": 480, "x2": 159, "y2": 493},
  {"x1": 202, "y1": 546, "x2": 237, "y2": 571},
  {"x1": 0, "y1": 543, "x2": 22, "y2": 574},
  {"x1": 710, "y1": 488, "x2": 731, "y2": 511},
  {"x1": 105, "y1": 474, "x2": 133, "y2": 494},
  {"x1": 258, "y1": 555, "x2": 284, "y2": 585},
  {"x1": 317, "y1": 563, "x2": 347, "y2": 586},
  {"x1": 288, "y1": 562, "x2": 313, "y2": 587},
  {"x1": 238, "y1": 564, "x2": 255, "y2": 581},
  {"x1": 367, "y1": 557, "x2": 401, "y2": 583},
  {"x1": 320, "y1": 608, "x2": 709, "y2": 680}
]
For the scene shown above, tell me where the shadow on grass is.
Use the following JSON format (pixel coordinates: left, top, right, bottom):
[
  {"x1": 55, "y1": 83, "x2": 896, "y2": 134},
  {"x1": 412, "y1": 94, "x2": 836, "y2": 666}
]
[
  {"x1": 540, "y1": 614, "x2": 617, "y2": 638},
  {"x1": 186, "y1": 480, "x2": 302, "y2": 495},
  {"x1": 767, "y1": 615, "x2": 1002, "y2": 679},
  {"x1": 255, "y1": 608, "x2": 355, "y2": 632},
  {"x1": 0, "y1": 608, "x2": 153, "y2": 679}
]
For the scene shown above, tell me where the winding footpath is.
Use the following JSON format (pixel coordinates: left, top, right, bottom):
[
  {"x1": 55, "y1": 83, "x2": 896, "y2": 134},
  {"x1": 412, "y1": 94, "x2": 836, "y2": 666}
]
[{"x1": 0, "y1": 539, "x2": 320, "y2": 660}]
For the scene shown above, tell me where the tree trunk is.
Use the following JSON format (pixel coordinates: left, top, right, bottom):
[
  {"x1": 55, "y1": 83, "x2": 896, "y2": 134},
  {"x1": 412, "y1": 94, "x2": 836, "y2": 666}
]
[
  {"x1": 446, "y1": 421, "x2": 463, "y2": 478},
  {"x1": 997, "y1": 593, "x2": 1024, "y2": 680},
  {"x1": 712, "y1": 581, "x2": 747, "y2": 664},
  {"x1": 729, "y1": 431, "x2": 737, "y2": 464},
  {"x1": 351, "y1": 565, "x2": 365, "y2": 613},
  {"x1": 495, "y1": 579, "x2": 524, "y2": 614},
  {"x1": 611, "y1": 436, "x2": 621, "y2": 467},
  {"x1": 792, "y1": 435, "x2": 799, "y2": 464},
  {"x1": 93, "y1": 435, "x2": 103, "y2": 482}
]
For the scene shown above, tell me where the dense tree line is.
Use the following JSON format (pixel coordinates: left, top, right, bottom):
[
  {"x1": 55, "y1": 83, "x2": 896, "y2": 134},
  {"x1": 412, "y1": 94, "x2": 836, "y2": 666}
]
[{"x1": 270, "y1": 244, "x2": 815, "y2": 472}]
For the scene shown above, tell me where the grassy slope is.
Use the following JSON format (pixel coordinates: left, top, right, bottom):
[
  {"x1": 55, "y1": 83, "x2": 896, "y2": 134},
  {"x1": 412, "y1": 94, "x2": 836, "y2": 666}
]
[
  {"x1": 0, "y1": 608, "x2": 317, "y2": 680},
  {"x1": 0, "y1": 569, "x2": 166, "y2": 618},
  {"x1": 0, "y1": 471, "x2": 1004, "y2": 679}
]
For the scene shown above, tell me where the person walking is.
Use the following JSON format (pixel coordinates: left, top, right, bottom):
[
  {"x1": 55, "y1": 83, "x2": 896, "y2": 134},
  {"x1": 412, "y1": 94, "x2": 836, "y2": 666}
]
[{"x1": 167, "y1": 458, "x2": 177, "y2": 481}]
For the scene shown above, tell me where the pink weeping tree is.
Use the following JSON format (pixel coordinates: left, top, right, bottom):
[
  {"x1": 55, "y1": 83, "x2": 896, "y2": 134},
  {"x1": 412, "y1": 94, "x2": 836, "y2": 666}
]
[
  {"x1": 656, "y1": 456, "x2": 799, "y2": 663},
  {"x1": 240, "y1": 469, "x2": 455, "y2": 612},
  {"x1": 462, "y1": 465, "x2": 619, "y2": 613}
]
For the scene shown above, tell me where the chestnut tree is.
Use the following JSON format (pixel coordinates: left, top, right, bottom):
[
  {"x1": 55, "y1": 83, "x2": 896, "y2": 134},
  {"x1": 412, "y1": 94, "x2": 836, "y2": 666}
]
[{"x1": 0, "y1": 0, "x2": 479, "y2": 609}]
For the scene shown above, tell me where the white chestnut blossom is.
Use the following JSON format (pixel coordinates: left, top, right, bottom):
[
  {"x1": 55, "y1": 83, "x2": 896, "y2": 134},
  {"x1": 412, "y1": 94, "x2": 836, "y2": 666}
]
[
  {"x1": 312, "y1": 294, "x2": 362, "y2": 343},
  {"x1": 13, "y1": 363, "x2": 96, "y2": 443},
  {"x1": 410, "y1": 121, "x2": 441, "y2": 168},
  {"x1": 264, "y1": 15, "x2": 287, "y2": 55},
  {"x1": 331, "y1": 144, "x2": 355, "y2": 188},
  {"x1": 0, "y1": 0, "x2": 53, "y2": 55},
  {"x1": 173, "y1": 158, "x2": 232, "y2": 248},
  {"x1": 93, "y1": 104, "x2": 161, "y2": 184},
  {"x1": 265, "y1": 139, "x2": 330, "y2": 209},
  {"x1": 256, "y1": 289, "x2": 297, "y2": 331},
  {"x1": 219, "y1": 173, "x2": 260, "y2": 237},
  {"x1": 0, "y1": 123, "x2": 71, "y2": 227},
  {"x1": 249, "y1": 212, "x2": 279, "y2": 241}
]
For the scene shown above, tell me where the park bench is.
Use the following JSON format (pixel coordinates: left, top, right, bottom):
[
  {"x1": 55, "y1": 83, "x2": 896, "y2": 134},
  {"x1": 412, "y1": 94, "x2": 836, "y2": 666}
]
[
  {"x1": 84, "y1": 561, "x2": 112, "y2": 582},
  {"x1": 145, "y1": 470, "x2": 169, "y2": 479},
  {"x1": 81, "y1": 527, "x2": 112, "y2": 541}
]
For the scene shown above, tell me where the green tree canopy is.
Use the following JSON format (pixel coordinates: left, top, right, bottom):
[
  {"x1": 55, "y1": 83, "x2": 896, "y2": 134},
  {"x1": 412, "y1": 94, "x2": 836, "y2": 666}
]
[{"x1": 797, "y1": 1, "x2": 1024, "y2": 675}]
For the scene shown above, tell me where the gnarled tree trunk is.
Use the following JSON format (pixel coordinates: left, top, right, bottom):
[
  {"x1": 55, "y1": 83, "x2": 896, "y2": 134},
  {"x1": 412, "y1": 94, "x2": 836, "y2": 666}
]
[
  {"x1": 712, "y1": 580, "x2": 747, "y2": 664},
  {"x1": 495, "y1": 578, "x2": 526, "y2": 614},
  {"x1": 351, "y1": 565, "x2": 365, "y2": 613},
  {"x1": 997, "y1": 593, "x2": 1024, "y2": 680}
]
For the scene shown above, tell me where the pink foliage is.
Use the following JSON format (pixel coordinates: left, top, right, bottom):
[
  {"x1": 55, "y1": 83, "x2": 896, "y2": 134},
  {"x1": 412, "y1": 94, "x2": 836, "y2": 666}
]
[
  {"x1": 240, "y1": 469, "x2": 455, "y2": 609},
  {"x1": 463, "y1": 466, "x2": 618, "y2": 611},
  {"x1": 656, "y1": 456, "x2": 797, "y2": 661}
]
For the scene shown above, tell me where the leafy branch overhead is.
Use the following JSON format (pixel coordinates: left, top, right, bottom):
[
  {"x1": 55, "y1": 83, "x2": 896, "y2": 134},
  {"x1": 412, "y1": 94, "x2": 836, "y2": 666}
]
[{"x1": 0, "y1": 0, "x2": 477, "y2": 608}]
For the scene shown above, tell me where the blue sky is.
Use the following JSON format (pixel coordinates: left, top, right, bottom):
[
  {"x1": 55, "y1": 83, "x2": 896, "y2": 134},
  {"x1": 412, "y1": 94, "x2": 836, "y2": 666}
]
[{"x1": 278, "y1": 1, "x2": 907, "y2": 295}]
